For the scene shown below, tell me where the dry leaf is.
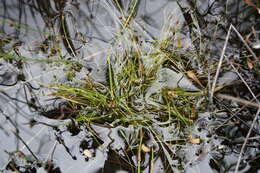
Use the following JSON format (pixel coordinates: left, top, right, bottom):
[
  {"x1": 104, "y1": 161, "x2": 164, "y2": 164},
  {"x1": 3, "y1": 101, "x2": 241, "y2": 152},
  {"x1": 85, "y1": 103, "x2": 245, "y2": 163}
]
[
  {"x1": 83, "y1": 149, "x2": 93, "y2": 158},
  {"x1": 247, "y1": 59, "x2": 254, "y2": 69},
  {"x1": 168, "y1": 90, "x2": 178, "y2": 98},
  {"x1": 187, "y1": 71, "x2": 197, "y2": 80},
  {"x1": 189, "y1": 138, "x2": 201, "y2": 144},
  {"x1": 187, "y1": 71, "x2": 204, "y2": 88},
  {"x1": 141, "y1": 144, "x2": 151, "y2": 153}
]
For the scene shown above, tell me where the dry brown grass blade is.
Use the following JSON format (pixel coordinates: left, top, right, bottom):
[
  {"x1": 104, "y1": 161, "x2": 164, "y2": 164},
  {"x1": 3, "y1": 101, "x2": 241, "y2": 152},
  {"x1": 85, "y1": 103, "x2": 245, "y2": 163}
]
[
  {"x1": 83, "y1": 48, "x2": 111, "y2": 60},
  {"x1": 216, "y1": 93, "x2": 260, "y2": 108}
]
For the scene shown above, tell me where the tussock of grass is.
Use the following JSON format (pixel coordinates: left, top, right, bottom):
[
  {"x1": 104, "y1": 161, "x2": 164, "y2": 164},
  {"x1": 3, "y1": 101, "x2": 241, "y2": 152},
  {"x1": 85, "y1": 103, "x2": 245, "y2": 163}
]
[
  {"x1": 50, "y1": 33, "x2": 207, "y2": 127},
  {"x1": 44, "y1": 2, "x2": 221, "y2": 171}
]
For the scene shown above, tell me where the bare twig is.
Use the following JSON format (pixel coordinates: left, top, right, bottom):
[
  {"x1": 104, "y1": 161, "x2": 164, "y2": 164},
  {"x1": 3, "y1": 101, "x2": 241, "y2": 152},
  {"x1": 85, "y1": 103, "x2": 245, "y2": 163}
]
[
  {"x1": 216, "y1": 93, "x2": 260, "y2": 108},
  {"x1": 214, "y1": 93, "x2": 260, "y2": 135},
  {"x1": 210, "y1": 25, "x2": 232, "y2": 102},
  {"x1": 230, "y1": 25, "x2": 258, "y2": 60},
  {"x1": 210, "y1": 24, "x2": 258, "y2": 101},
  {"x1": 12, "y1": 131, "x2": 39, "y2": 161},
  {"x1": 234, "y1": 108, "x2": 260, "y2": 173},
  {"x1": 229, "y1": 62, "x2": 259, "y2": 104},
  {"x1": 227, "y1": 62, "x2": 260, "y2": 172},
  {"x1": 45, "y1": 141, "x2": 58, "y2": 162}
]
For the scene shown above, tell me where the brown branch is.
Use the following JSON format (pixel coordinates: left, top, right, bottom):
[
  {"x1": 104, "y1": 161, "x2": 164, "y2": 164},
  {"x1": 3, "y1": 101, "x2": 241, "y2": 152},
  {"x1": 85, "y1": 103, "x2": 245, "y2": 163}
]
[{"x1": 216, "y1": 93, "x2": 260, "y2": 108}]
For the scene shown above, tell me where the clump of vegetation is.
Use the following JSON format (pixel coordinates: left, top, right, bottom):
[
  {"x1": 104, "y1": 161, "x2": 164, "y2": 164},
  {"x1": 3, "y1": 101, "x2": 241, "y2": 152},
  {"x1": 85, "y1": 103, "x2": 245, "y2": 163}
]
[
  {"x1": 52, "y1": 37, "x2": 198, "y2": 123},
  {"x1": 48, "y1": 13, "x2": 215, "y2": 170}
]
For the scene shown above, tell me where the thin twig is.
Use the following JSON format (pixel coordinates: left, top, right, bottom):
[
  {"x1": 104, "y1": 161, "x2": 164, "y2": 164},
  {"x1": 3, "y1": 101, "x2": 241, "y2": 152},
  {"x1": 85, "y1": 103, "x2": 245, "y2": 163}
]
[
  {"x1": 234, "y1": 108, "x2": 260, "y2": 173},
  {"x1": 213, "y1": 97, "x2": 260, "y2": 136},
  {"x1": 247, "y1": 136, "x2": 260, "y2": 140},
  {"x1": 210, "y1": 25, "x2": 232, "y2": 102},
  {"x1": 216, "y1": 93, "x2": 260, "y2": 108},
  {"x1": 227, "y1": 61, "x2": 260, "y2": 172},
  {"x1": 230, "y1": 25, "x2": 258, "y2": 60},
  {"x1": 210, "y1": 24, "x2": 258, "y2": 101},
  {"x1": 12, "y1": 131, "x2": 39, "y2": 161},
  {"x1": 229, "y1": 62, "x2": 259, "y2": 103},
  {"x1": 45, "y1": 141, "x2": 58, "y2": 162},
  {"x1": 214, "y1": 93, "x2": 260, "y2": 135}
]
